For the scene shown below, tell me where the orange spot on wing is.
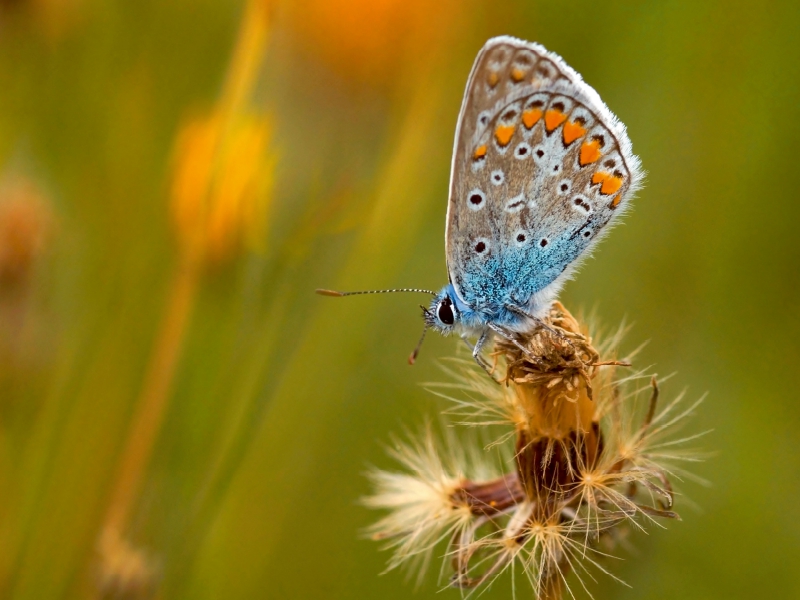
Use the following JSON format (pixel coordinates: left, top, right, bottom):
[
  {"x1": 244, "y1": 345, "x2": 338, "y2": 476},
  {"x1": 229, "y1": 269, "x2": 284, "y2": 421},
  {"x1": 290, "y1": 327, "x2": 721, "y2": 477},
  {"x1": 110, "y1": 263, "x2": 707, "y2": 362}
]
[
  {"x1": 488, "y1": 72, "x2": 499, "y2": 87},
  {"x1": 579, "y1": 140, "x2": 602, "y2": 166},
  {"x1": 522, "y1": 108, "x2": 542, "y2": 129},
  {"x1": 610, "y1": 194, "x2": 622, "y2": 208},
  {"x1": 511, "y1": 67, "x2": 525, "y2": 82},
  {"x1": 473, "y1": 145, "x2": 487, "y2": 160},
  {"x1": 601, "y1": 175, "x2": 623, "y2": 195},
  {"x1": 562, "y1": 120, "x2": 587, "y2": 145},
  {"x1": 591, "y1": 172, "x2": 608, "y2": 186},
  {"x1": 544, "y1": 109, "x2": 567, "y2": 132},
  {"x1": 592, "y1": 171, "x2": 624, "y2": 195},
  {"x1": 494, "y1": 125, "x2": 515, "y2": 147}
]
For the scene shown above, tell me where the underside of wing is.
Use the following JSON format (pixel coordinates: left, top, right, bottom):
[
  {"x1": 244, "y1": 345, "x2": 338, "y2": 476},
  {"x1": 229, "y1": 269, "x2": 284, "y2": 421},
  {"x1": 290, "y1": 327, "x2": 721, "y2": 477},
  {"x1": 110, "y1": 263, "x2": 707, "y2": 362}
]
[{"x1": 445, "y1": 37, "x2": 643, "y2": 313}]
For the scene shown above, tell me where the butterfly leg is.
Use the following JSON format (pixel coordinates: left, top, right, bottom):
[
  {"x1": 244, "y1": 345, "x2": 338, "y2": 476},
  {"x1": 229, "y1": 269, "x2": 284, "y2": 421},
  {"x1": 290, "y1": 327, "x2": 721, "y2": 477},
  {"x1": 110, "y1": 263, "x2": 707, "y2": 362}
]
[
  {"x1": 486, "y1": 322, "x2": 543, "y2": 363},
  {"x1": 468, "y1": 330, "x2": 501, "y2": 382}
]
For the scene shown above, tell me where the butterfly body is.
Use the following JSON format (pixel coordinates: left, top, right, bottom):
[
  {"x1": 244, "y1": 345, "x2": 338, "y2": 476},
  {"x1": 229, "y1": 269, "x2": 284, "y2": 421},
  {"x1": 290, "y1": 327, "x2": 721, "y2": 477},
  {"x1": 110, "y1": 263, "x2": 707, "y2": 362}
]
[
  {"x1": 428, "y1": 280, "x2": 542, "y2": 334},
  {"x1": 319, "y1": 36, "x2": 642, "y2": 370}
]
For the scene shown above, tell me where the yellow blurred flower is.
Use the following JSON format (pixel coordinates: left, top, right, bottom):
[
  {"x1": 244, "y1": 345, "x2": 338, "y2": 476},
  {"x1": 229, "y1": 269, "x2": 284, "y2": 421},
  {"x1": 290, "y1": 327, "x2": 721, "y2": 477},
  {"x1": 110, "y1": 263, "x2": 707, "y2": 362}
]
[
  {"x1": 94, "y1": 9, "x2": 275, "y2": 596},
  {"x1": 170, "y1": 109, "x2": 276, "y2": 265}
]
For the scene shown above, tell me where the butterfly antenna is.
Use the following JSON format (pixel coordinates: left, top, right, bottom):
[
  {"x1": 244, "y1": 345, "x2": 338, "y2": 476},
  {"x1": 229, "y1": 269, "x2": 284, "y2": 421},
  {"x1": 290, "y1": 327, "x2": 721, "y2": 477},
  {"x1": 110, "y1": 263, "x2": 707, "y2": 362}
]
[
  {"x1": 408, "y1": 317, "x2": 429, "y2": 365},
  {"x1": 316, "y1": 288, "x2": 436, "y2": 297}
]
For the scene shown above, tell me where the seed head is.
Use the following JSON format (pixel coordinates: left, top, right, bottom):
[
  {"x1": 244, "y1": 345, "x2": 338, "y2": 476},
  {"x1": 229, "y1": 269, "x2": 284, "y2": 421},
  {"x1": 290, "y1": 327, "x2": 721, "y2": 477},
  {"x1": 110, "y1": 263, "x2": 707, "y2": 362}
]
[{"x1": 366, "y1": 302, "x2": 704, "y2": 598}]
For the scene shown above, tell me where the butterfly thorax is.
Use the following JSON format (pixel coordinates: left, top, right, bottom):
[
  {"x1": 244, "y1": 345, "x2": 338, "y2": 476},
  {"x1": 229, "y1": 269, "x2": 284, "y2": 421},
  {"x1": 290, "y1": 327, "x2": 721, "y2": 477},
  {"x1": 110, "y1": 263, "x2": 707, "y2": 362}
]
[{"x1": 427, "y1": 283, "x2": 544, "y2": 337}]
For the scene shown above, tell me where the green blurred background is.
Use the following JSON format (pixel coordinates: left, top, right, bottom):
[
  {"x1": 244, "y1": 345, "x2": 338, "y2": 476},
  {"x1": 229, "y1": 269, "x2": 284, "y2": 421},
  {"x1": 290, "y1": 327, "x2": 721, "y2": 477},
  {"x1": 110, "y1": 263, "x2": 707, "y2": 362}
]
[{"x1": 0, "y1": 0, "x2": 798, "y2": 598}]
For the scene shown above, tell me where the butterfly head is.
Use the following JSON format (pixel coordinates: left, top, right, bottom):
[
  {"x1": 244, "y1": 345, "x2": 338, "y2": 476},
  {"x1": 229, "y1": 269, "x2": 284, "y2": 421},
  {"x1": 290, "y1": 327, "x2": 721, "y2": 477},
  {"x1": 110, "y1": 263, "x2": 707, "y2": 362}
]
[{"x1": 424, "y1": 285, "x2": 463, "y2": 335}]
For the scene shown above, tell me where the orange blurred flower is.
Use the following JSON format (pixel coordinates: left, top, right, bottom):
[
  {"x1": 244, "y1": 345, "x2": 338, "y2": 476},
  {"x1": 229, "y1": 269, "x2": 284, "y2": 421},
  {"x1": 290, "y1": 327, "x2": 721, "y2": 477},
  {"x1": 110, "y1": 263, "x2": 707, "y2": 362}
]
[{"x1": 282, "y1": 0, "x2": 463, "y2": 86}]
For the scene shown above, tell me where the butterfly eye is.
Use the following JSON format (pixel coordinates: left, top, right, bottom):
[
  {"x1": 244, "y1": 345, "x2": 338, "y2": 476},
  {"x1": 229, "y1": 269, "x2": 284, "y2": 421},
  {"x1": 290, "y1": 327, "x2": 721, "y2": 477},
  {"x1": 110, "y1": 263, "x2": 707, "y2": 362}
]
[{"x1": 437, "y1": 297, "x2": 455, "y2": 326}]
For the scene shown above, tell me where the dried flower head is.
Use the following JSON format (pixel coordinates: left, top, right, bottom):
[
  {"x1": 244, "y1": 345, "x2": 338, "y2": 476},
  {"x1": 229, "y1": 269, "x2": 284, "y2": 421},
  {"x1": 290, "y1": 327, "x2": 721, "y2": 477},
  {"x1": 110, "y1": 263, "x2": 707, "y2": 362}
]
[{"x1": 366, "y1": 302, "x2": 704, "y2": 598}]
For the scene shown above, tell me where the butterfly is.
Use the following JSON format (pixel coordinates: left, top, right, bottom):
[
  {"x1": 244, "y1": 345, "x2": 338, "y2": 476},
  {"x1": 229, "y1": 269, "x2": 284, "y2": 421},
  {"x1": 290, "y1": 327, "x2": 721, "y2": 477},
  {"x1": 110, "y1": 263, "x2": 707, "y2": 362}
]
[{"x1": 318, "y1": 36, "x2": 642, "y2": 372}]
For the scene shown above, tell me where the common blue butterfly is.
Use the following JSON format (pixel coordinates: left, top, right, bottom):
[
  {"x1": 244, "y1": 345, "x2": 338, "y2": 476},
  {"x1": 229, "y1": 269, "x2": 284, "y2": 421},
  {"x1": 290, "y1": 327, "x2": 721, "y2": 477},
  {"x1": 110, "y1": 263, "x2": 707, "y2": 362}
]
[{"x1": 318, "y1": 36, "x2": 642, "y2": 371}]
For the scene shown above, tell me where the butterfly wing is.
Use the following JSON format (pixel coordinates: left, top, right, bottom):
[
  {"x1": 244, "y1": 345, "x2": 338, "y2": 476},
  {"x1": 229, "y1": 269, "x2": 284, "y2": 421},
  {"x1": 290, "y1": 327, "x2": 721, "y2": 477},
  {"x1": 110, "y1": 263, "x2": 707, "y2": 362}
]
[{"x1": 445, "y1": 36, "x2": 643, "y2": 318}]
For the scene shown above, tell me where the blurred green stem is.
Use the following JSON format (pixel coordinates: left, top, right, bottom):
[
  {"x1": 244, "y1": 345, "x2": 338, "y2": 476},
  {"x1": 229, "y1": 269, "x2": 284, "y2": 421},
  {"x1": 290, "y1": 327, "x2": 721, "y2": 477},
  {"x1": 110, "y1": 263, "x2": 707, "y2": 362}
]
[{"x1": 100, "y1": 254, "x2": 199, "y2": 539}]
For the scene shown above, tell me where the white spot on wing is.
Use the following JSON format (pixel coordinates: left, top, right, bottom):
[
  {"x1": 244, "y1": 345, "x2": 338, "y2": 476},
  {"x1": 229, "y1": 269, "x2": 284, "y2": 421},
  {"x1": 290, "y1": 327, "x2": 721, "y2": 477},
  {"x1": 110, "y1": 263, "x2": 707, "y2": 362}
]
[
  {"x1": 505, "y1": 194, "x2": 526, "y2": 213},
  {"x1": 532, "y1": 145, "x2": 546, "y2": 165},
  {"x1": 572, "y1": 195, "x2": 592, "y2": 213}
]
